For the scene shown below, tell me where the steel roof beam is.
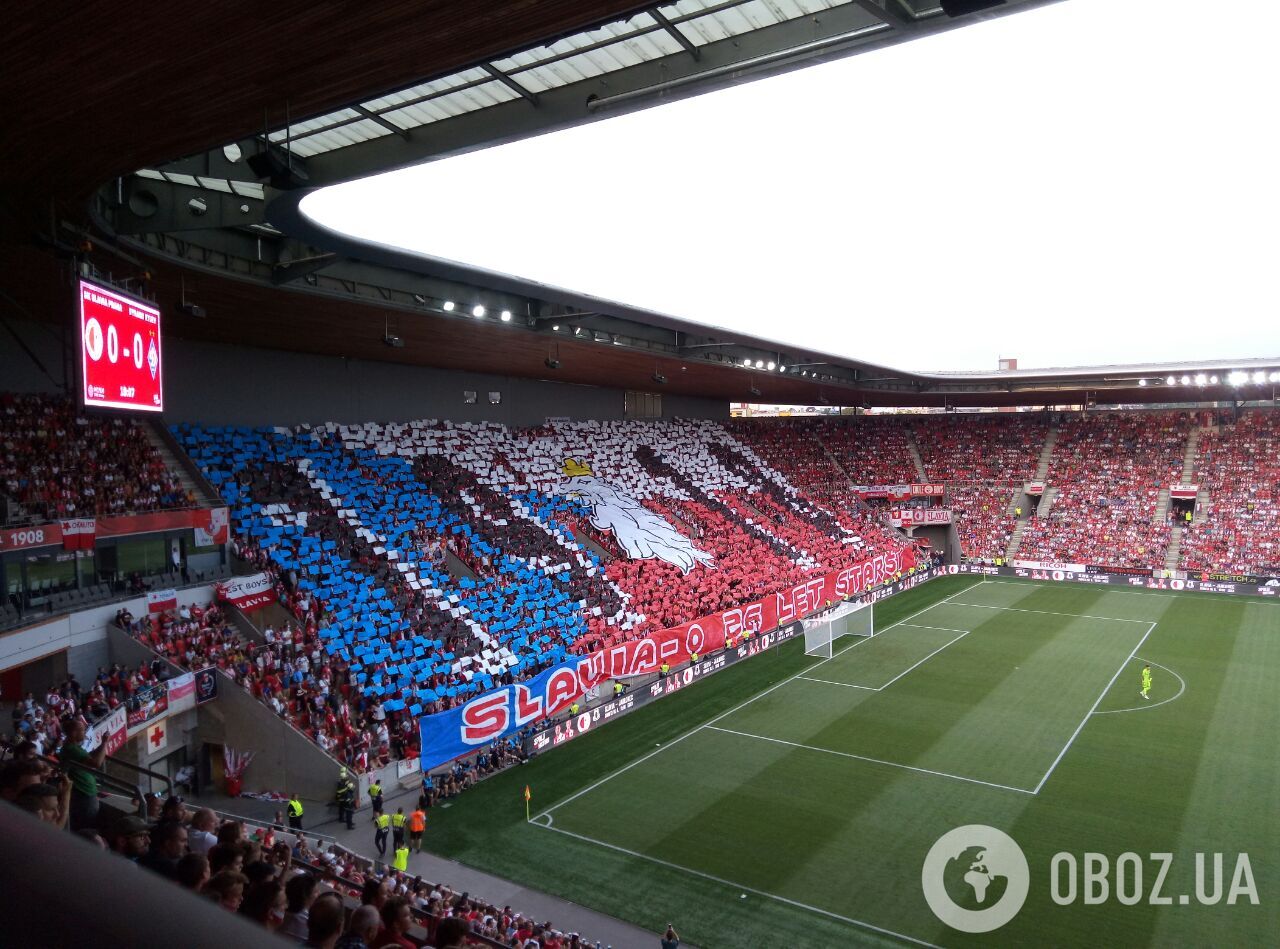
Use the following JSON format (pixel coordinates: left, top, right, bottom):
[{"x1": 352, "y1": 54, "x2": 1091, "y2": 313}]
[
  {"x1": 480, "y1": 63, "x2": 540, "y2": 107},
  {"x1": 649, "y1": 8, "x2": 700, "y2": 61}
]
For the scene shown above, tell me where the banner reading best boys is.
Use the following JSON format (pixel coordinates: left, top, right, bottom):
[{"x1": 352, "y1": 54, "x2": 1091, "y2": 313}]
[{"x1": 418, "y1": 545, "x2": 914, "y2": 770}]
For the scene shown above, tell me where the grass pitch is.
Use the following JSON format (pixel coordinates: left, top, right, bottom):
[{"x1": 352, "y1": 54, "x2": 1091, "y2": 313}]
[{"x1": 425, "y1": 576, "x2": 1279, "y2": 947}]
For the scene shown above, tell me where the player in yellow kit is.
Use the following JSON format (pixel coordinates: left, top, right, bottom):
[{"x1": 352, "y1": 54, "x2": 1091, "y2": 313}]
[{"x1": 1140, "y1": 663, "x2": 1152, "y2": 700}]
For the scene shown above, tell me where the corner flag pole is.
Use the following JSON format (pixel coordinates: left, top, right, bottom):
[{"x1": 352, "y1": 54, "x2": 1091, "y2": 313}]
[{"x1": 524, "y1": 785, "x2": 531, "y2": 821}]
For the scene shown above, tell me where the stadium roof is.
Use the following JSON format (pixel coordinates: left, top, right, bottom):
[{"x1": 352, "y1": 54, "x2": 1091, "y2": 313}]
[{"x1": 7, "y1": 0, "x2": 1279, "y2": 408}]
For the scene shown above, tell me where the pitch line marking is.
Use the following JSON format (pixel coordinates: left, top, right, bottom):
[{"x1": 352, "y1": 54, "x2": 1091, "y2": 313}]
[
  {"x1": 797, "y1": 676, "x2": 878, "y2": 690},
  {"x1": 895, "y1": 623, "x2": 971, "y2": 633},
  {"x1": 979, "y1": 577, "x2": 1280, "y2": 606},
  {"x1": 532, "y1": 578, "x2": 984, "y2": 821},
  {"x1": 1093, "y1": 658, "x2": 1186, "y2": 715},
  {"x1": 532, "y1": 820, "x2": 944, "y2": 949},
  {"x1": 873, "y1": 630, "x2": 971, "y2": 691},
  {"x1": 1033, "y1": 621, "x2": 1158, "y2": 794},
  {"x1": 705, "y1": 724, "x2": 1035, "y2": 795},
  {"x1": 946, "y1": 601, "x2": 1151, "y2": 624}
]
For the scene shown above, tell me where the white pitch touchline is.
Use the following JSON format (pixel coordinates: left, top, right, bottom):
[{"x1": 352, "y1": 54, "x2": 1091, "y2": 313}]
[
  {"x1": 532, "y1": 819, "x2": 945, "y2": 949},
  {"x1": 1093, "y1": 658, "x2": 1186, "y2": 715},
  {"x1": 946, "y1": 601, "x2": 1151, "y2": 624},
  {"x1": 532, "y1": 578, "x2": 986, "y2": 820},
  {"x1": 1032, "y1": 621, "x2": 1158, "y2": 794},
  {"x1": 706, "y1": 724, "x2": 1035, "y2": 795}
]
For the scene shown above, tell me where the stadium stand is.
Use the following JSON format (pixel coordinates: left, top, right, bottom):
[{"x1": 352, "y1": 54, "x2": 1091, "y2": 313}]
[
  {"x1": 1016, "y1": 412, "x2": 1190, "y2": 568},
  {"x1": 164, "y1": 417, "x2": 912, "y2": 771},
  {"x1": 1, "y1": 393, "x2": 192, "y2": 523},
  {"x1": 1180, "y1": 409, "x2": 1280, "y2": 575},
  {"x1": 947, "y1": 484, "x2": 1018, "y2": 562},
  {"x1": 911, "y1": 413, "x2": 1049, "y2": 483}
]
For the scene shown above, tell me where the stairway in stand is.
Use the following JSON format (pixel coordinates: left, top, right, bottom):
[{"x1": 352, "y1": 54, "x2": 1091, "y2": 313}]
[
  {"x1": 144, "y1": 420, "x2": 221, "y2": 507},
  {"x1": 1164, "y1": 526, "x2": 1184, "y2": 570},
  {"x1": 906, "y1": 434, "x2": 928, "y2": 482}
]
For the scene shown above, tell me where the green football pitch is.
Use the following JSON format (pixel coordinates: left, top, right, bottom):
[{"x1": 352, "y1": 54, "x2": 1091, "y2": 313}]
[{"x1": 425, "y1": 575, "x2": 1279, "y2": 947}]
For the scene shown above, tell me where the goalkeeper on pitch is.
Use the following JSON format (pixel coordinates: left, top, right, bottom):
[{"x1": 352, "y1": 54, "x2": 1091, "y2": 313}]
[{"x1": 1140, "y1": 663, "x2": 1152, "y2": 700}]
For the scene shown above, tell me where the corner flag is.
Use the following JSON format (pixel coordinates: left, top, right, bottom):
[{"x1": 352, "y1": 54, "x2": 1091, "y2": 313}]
[{"x1": 523, "y1": 785, "x2": 532, "y2": 821}]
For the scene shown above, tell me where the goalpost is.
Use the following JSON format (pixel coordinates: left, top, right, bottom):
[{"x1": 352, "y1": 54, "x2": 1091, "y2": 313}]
[{"x1": 803, "y1": 599, "x2": 875, "y2": 659}]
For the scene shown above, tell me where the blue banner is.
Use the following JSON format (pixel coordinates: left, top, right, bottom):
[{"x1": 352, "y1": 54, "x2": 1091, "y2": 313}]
[{"x1": 419, "y1": 657, "x2": 585, "y2": 771}]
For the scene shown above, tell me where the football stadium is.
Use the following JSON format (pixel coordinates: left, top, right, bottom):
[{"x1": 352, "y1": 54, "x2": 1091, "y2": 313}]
[{"x1": 3, "y1": 1, "x2": 1278, "y2": 947}]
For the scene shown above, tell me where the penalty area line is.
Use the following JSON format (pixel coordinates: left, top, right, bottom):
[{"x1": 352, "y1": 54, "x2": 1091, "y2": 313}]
[
  {"x1": 534, "y1": 578, "x2": 985, "y2": 820},
  {"x1": 1033, "y1": 621, "x2": 1157, "y2": 794},
  {"x1": 531, "y1": 820, "x2": 944, "y2": 949}
]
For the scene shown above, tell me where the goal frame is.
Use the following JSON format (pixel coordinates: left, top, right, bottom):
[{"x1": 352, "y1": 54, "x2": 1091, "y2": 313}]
[{"x1": 803, "y1": 598, "x2": 875, "y2": 659}]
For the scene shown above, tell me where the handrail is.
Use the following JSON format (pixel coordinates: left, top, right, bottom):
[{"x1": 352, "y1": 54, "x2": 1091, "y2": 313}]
[
  {"x1": 103, "y1": 753, "x2": 174, "y2": 798},
  {"x1": 37, "y1": 753, "x2": 146, "y2": 818},
  {"x1": 150, "y1": 417, "x2": 226, "y2": 505},
  {"x1": 208, "y1": 805, "x2": 341, "y2": 846}
]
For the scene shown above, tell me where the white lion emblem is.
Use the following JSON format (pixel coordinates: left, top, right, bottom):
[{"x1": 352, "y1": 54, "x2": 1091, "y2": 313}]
[{"x1": 559, "y1": 459, "x2": 715, "y2": 575}]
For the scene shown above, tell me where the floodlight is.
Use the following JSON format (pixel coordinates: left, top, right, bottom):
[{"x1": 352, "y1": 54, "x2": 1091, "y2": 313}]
[
  {"x1": 1167, "y1": 376, "x2": 1176, "y2": 385},
  {"x1": 1271, "y1": 371, "x2": 1280, "y2": 383},
  {"x1": 443, "y1": 301, "x2": 455, "y2": 311},
  {"x1": 1138, "y1": 378, "x2": 1147, "y2": 387},
  {"x1": 500, "y1": 310, "x2": 512, "y2": 322},
  {"x1": 1209, "y1": 375, "x2": 1218, "y2": 384},
  {"x1": 754, "y1": 360, "x2": 764, "y2": 369},
  {"x1": 1194, "y1": 374, "x2": 1207, "y2": 386},
  {"x1": 472, "y1": 305, "x2": 486, "y2": 318},
  {"x1": 1181, "y1": 375, "x2": 1191, "y2": 385},
  {"x1": 1228, "y1": 371, "x2": 1248, "y2": 385},
  {"x1": 766, "y1": 361, "x2": 775, "y2": 371},
  {"x1": 1254, "y1": 371, "x2": 1267, "y2": 383}
]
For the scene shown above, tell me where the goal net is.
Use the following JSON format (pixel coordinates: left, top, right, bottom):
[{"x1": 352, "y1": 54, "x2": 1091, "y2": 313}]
[{"x1": 802, "y1": 599, "x2": 874, "y2": 659}]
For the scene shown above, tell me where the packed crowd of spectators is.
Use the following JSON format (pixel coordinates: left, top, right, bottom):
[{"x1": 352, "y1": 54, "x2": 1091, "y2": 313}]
[
  {"x1": 947, "y1": 485, "x2": 1019, "y2": 562},
  {"x1": 1017, "y1": 412, "x2": 1190, "y2": 568},
  {"x1": 814, "y1": 417, "x2": 921, "y2": 485},
  {"x1": 1, "y1": 393, "x2": 192, "y2": 524},
  {"x1": 1181, "y1": 410, "x2": 1280, "y2": 575},
  {"x1": 911, "y1": 414, "x2": 1049, "y2": 483}
]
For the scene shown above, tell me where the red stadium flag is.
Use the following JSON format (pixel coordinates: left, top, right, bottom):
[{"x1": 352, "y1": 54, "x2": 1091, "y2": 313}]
[{"x1": 60, "y1": 518, "x2": 97, "y2": 551}]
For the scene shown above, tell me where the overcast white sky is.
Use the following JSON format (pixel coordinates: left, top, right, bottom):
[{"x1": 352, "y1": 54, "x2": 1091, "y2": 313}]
[{"x1": 303, "y1": 0, "x2": 1280, "y2": 373}]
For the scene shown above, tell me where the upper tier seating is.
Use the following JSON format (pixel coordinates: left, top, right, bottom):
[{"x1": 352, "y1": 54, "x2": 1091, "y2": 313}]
[
  {"x1": 1, "y1": 393, "x2": 191, "y2": 523},
  {"x1": 912, "y1": 414, "x2": 1048, "y2": 483}
]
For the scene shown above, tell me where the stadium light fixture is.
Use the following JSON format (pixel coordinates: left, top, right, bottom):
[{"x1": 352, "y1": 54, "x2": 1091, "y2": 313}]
[
  {"x1": 500, "y1": 310, "x2": 512, "y2": 322},
  {"x1": 472, "y1": 304, "x2": 486, "y2": 318},
  {"x1": 1138, "y1": 378, "x2": 1147, "y2": 386},
  {"x1": 1209, "y1": 374, "x2": 1219, "y2": 384},
  {"x1": 443, "y1": 300, "x2": 455, "y2": 311},
  {"x1": 1166, "y1": 375, "x2": 1176, "y2": 385},
  {"x1": 1254, "y1": 370, "x2": 1267, "y2": 383},
  {"x1": 1271, "y1": 371, "x2": 1280, "y2": 383},
  {"x1": 766, "y1": 361, "x2": 776, "y2": 371},
  {"x1": 1228, "y1": 371, "x2": 1248, "y2": 385},
  {"x1": 754, "y1": 359, "x2": 764, "y2": 369},
  {"x1": 1194, "y1": 373, "x2": 1207, "y2": 386},
  {"x1": 778, "y1": 365, "x2": 787, "y2": 373},
  {"x1": 1181, "y1": 375, "x2": 1191, "y2": 385}
]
